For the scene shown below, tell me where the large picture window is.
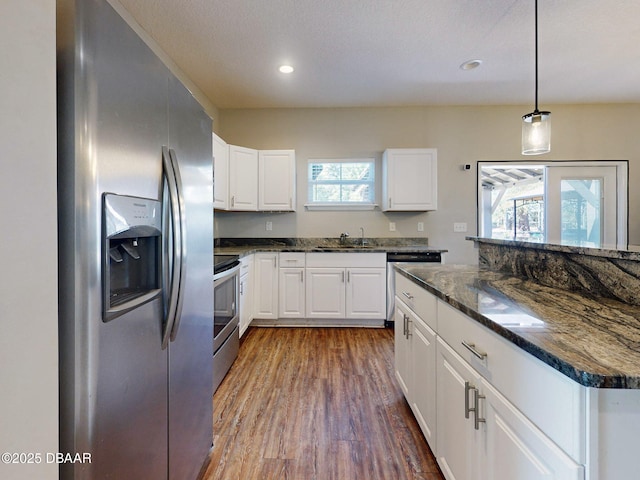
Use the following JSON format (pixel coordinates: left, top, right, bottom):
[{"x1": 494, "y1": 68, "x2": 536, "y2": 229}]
[{"x1": 306, "y1": 159, "x2": 375, "y2": 209}]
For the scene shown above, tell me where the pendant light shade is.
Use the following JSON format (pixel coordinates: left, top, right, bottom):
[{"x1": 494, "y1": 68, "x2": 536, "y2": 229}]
[
  {"x1": 522, "y1": 110, "x2": 551, "y2": 155},
  {"x1": 522, "y1": 0, "x2": 551, "y2": 155}
]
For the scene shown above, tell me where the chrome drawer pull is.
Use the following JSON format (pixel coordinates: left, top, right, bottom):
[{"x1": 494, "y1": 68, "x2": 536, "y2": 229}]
[
  {"x1": 474, "y1": 389, "x2": 486, "y2": 431},
  {"x1": 462, "y1": 341, "x2": 487, "y2": 360},
  {"x1": 402, "y1": 291, "x2": 414, "y2": 300}
]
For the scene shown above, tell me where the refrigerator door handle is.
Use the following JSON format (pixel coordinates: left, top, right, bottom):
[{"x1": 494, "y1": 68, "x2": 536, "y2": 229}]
[
  {"x1": 162, "y1": 146, "x2": 182, "y2": 349},
  {"x1": 168, "y1": 148, "x2": 188, "y2": 342}
]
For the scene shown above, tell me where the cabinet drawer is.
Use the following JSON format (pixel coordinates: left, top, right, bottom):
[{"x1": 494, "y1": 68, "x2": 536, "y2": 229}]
[
  {"x1": 240, "y1": 254, "x2": 253, "y2": 274},
  {"x1": 437, "y1": 299, "x2": 585, "y2": 462},
  {"x1": 395, "y1": 272, "x2": 437, "y2": 331},
  {"x1": 279, "y1": 252, "x2": 305, "y2": 267}
]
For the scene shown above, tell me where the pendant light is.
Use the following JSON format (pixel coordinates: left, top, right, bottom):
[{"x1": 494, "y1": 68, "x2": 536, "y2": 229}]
[{"x1": 522, "y1": 0, "x2": 551, "y2": 155}]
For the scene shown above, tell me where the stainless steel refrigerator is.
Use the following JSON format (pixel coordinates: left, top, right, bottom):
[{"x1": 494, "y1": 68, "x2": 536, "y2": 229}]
[{"x1": 57, "y1": 0, "x2": 214, "y2": 478}]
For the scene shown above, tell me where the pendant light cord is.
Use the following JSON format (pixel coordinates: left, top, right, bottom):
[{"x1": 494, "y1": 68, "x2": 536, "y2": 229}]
[{"x1": 534, "y1": 0, "x2": 539, "y2": 113}]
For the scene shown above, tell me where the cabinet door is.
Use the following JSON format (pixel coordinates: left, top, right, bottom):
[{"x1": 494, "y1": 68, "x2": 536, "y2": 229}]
[
  {"x1": 482, "y1": 380, "x2": 584, "y2": 480},
  {"x1": 279, "y1": 267, "x2": 305, "y2": 318},
  {"x1": 383, "y1": 148, "x2": 437, "y2": 211},
  {"x1": 239, "y1": 272, "x2": 250, "y2": 336},
  {"x1": 229, "y1": 145, "x2": 258, "y2": 210},
  {"x1": 212, "y1": 133, "x2": 229, "y2": 210},
  {"x1": 411, "y1": 315, "x2": 437, "y2": 451},
  {"x1": 437, "y1": 337, "x2": 482, "y2": 480},
  {"x1": 305, "y1": 267, "x2": 345, "y2": 318},
  {"x1": 259, "y1": 150, "x2": 296, "y2": 211},
  {"x1": 345, "y1": 267, "x2": 386, "y2": 319},
  {"x1": 394, "y1": 300, "x2": 412, "y2": 398},
  {"x1": 238, "y1": 256, "x2": 254, "y2": 337},
  {"x1": 253, "y1": 253, "x2": 278, "y2": 319}
]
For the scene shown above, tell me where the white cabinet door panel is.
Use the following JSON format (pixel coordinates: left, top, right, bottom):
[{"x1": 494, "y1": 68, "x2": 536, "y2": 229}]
[
  {"x1": 437, "y1": 338, "x2": 482, "y2": 480},
  {"x1": 346, "y1": 267, "x2": 386, "y2": 319},
  {"x1": 279, "y1": 267, "x2": 305, "y2": 318},
  {"x1": 305, "y1": 268, "x2": 345, "y2": 318},
  {"x1": 482, "y1": 380, "x2": 584, "y2": 480}
]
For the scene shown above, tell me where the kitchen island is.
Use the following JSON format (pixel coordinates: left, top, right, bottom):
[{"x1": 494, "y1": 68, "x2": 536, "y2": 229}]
[{"x1": 394, "y1": 249, "x2": 640, "y2": 480}]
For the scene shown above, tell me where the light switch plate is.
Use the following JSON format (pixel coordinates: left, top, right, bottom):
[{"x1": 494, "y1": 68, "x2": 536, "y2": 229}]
[
  {"x1": 266, "y1": 221, "x2": 273, "y2": 231},
  {"x1": 389, "y1": 222, "x2": 396, "y2": 232},
  {"x1": 453, "y1": 222, "x2": 467, "y2": 233},
  {"x1": 417, "y1": 222, "x2": 424, "y2": 232}
]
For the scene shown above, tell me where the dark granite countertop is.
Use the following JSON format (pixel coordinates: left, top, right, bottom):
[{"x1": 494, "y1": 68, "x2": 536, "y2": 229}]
[
  {"x1": 395, "y1": 264, "x2": 640, "y2": 389},
  {"x1": 214, "y1": 237, "x2": 447, "y2": 257}
]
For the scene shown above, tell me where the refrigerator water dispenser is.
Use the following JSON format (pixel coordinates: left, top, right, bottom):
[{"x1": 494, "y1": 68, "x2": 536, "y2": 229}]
[{"x1": 103, "y1": 193, "x2": 162, "y2": 321}]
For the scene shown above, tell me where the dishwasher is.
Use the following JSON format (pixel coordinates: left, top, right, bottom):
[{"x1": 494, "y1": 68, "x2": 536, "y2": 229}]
[{"x1": 386, "y1": 251, "x2": 442, "y2": 327}]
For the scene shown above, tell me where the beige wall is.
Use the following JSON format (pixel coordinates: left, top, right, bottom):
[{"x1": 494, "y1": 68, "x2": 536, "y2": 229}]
[
  {"x1": 217, "y1": 104, "x2": 640, "y2": 264},
  {"x1": 0, "y1": 1, "x2": 58, "y2": 479}
]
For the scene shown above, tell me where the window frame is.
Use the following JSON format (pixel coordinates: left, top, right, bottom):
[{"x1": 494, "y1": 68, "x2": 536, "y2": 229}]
[{"x1": 305, "y1": 158, "x2": 377, "y2": 211}]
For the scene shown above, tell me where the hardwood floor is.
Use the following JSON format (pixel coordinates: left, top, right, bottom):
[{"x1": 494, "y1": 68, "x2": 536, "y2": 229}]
[{"x1": 203, "y1": 327, "x2": 444, "y2": 480}]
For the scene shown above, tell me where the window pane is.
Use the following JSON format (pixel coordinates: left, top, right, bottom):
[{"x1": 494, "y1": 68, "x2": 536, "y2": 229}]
[
  {"x1": 560, "y1": 179, "x2": 602, "y2": 247},
  {"x1": 308, "y1": 159, "x2": 375, "y2": 204}
]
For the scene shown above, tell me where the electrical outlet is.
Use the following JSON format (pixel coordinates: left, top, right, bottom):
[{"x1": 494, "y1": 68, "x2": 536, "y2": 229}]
[
  {"x1": 453, "y1": 222, "x2": 468, "y2": 233},
  {"x1": 266, "y1": 221, "x2": 273, "y2": 231},
  {"x1": 417, "y1": 222, "x2": 424, "y2": 232},
  {"x1": 389, "y1": 222, "x2": 396, "y2": 232}
]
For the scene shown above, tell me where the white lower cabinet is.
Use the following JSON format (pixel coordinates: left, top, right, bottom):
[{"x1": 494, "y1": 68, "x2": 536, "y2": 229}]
[
  {"x1": 436, "y1": 338, "x2": 583, "y2": 480},
  {"x1": 306, "y1": 253, "x2": 386, "y2": 322},
  {"x1": 278, "y1": 253, "x2": 305, "y2": 318},
  {"x1": 345, "y1": 267, "x2": 386, "y2": 318},
  {"x1": 396, "y1": 271, "x2": 585, "y2": 480},
  {"x1": 436, "y1": 338, "x2": 482, "y2": 480},
  {"x1": 253, "y1": 253, "x2": 278, "y2": 319},
  {"x1": 305, "y1": 267, "x2": 345, "y2": 318},
  {"x1": 482, "y1": 380, "x2": 584, "y2": 480},
  {"x1": 238, "y1": 254, "x2": 254, "y2": 337},
  {"x1": 395, "y1": 299, "x2": 437, "y2": 449}
]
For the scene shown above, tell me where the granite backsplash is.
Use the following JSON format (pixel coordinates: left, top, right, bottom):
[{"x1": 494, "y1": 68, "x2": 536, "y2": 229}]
[{"x1": 470, "y1": 237, "x2": 640, "y2": 306}]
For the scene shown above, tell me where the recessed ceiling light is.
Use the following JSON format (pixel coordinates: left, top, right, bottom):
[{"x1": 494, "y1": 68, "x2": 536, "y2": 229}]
[
  {"x1": 279, "y1": 65, "x2": 294, "y2": 74},
  {"x1": 460, "y1": 59, "x2": 482, "y2": 71}
]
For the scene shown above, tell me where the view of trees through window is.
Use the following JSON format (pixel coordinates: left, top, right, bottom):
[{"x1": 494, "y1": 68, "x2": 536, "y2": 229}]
[
  {"x1": 485, "y1": 167, "x2": 545, "y2": 242},
  {"x1": 308, "y1": 160, "x2": 375, "y2": 203}
]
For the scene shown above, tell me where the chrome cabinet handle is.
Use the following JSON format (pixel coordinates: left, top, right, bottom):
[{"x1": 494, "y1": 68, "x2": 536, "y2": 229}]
[
  {"x1": 300, "y1": 270, "x2": 304, "y2": 283},
  {"x1": 464, "y1": 381, "x2": 473, "y2": 419},
  {"x1": 402, "y1": 291, "x2": 414, "y2": 300},
  {"x1": 406, "y1": 316, "x2": 412, "y2": 338},
  {"x1": 347, "y1": 270, "x2": 350, "y2": 283},
  {"x1": 231, "y1": 195, "x2": 235, "y2": 207},
  {"x1": 462, "y1": 341, "x2": 487, "y2": 360},
  {"x1": 474, "y1": 389, "x2": 486, "y2": 430}
]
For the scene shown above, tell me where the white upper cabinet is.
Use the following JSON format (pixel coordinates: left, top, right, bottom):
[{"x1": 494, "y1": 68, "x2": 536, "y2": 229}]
[
  {"x1": 212, "y1": 133, "x2": 229, "y2": 210},
  {"x1": 259, "y1": 150, "x2": 296, "y2": 211},
  {"x1": 382, "y1": 148, "x2": 437, "y2": 211},
  {"x1": 229, "y1": 144, "x2": 258, "y2": 211}
]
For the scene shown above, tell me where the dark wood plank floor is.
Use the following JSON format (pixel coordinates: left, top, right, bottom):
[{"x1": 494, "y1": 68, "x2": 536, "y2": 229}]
[{"x1": 203, "y1": 327, "x2": 444, "y2": 480}]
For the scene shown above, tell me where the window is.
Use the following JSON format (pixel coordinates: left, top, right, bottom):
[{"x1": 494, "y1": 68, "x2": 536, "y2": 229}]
[
  {"x1": 306, "y1": 159, "x2": 375, "y2": 209},
  {"x1": 477, "y1": 160, "x2": 628, "y2": 249}
]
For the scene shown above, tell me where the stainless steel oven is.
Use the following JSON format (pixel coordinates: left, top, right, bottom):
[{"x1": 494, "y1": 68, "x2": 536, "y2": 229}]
[{"x1": 213, "y1": 255, "x2": 240, "y2": 392}]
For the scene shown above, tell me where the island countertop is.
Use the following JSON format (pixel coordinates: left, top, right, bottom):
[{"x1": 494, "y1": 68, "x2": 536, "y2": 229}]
[{"x1": 395, "y1": 263, "x2": 640, "y2": 389}]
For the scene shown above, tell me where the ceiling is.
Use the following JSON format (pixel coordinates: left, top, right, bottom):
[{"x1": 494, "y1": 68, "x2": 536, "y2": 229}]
[{"x1": 117, "y1": 0, "x2": 640, "y2": 109}]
